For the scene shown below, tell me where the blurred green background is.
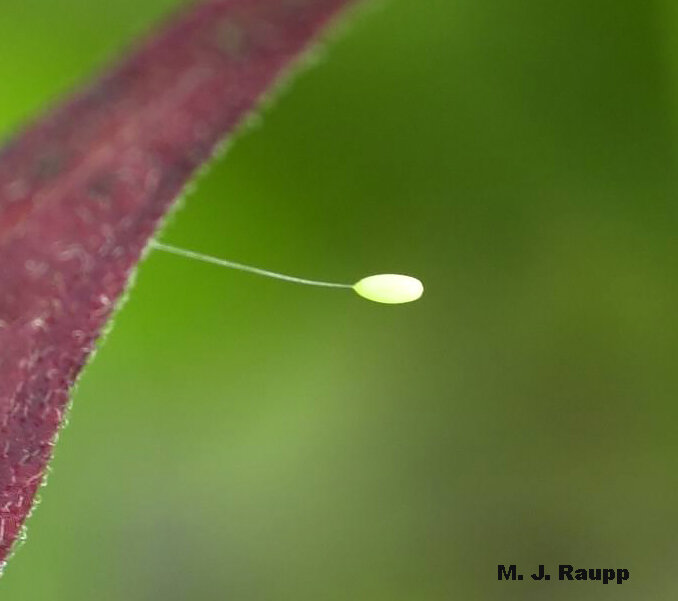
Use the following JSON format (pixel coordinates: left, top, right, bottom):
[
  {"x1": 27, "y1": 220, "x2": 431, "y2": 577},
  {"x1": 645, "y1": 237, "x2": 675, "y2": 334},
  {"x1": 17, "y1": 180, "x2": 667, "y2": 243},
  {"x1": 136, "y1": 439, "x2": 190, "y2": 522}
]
[{"x1": 1, "y1": 0, "x2": 678, "y2": 599}]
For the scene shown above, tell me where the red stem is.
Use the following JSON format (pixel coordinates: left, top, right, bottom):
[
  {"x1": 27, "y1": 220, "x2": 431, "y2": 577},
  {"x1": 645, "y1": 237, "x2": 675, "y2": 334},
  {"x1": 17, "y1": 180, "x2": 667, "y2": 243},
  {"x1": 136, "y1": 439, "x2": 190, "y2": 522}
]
[{"x1": 0, "y1": 0, "x2": 354, "y2": 569}]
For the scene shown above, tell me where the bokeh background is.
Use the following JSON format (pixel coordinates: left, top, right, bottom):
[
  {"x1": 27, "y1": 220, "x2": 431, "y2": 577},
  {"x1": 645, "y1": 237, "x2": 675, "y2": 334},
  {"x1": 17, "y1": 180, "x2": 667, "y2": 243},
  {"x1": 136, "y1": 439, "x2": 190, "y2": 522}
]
[{"x1": 1, "y1": 0, "x2": 678, "y2": 599}]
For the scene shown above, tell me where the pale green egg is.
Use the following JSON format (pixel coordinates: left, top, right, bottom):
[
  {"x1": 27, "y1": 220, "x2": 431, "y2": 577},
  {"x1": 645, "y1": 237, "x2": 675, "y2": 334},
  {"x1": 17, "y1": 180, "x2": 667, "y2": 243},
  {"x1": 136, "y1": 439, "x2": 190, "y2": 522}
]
[{"x1": 353, "y1": 274, "x2": 424, "y2": 304}]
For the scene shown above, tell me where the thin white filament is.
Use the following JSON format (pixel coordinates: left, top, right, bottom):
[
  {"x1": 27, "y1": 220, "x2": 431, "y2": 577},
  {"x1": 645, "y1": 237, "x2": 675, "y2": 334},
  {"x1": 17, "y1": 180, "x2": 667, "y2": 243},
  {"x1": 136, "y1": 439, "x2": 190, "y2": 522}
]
[{"x1": 149, "y1": 241, "x2": 353, "y2": 289}]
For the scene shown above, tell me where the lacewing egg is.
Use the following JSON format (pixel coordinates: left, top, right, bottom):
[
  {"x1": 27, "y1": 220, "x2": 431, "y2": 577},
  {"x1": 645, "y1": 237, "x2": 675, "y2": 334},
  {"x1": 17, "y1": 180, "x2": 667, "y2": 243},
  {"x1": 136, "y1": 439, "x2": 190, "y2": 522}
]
[
  {"x1": 353, "y1": 274, "x2": 424, "y2": 304},
  {"x1": 150, "y1": 242, "x2": 424, "y2": 305}
]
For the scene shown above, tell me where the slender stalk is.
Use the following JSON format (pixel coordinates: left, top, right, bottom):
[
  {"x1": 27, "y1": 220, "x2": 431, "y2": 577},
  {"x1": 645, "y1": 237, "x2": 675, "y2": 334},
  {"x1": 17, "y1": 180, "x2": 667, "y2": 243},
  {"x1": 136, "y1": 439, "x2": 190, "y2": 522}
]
[{"x1": 150, "y1": 241, "x2": 352, "y2": 288}]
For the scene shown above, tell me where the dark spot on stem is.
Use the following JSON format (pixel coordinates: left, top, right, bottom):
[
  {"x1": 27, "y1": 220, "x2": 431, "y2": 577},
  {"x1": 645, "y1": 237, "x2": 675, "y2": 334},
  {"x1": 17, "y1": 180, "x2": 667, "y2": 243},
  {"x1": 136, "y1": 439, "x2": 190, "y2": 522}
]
[
  {"x1": 86, "y1": 176, "x2": 114, "y2": 206},
  {"x1": 214, "y1": 20, "x2": 251, "y2": 61},
  {"x1": 31, "y1": 149, "x2": 65, "y2": 183}
]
